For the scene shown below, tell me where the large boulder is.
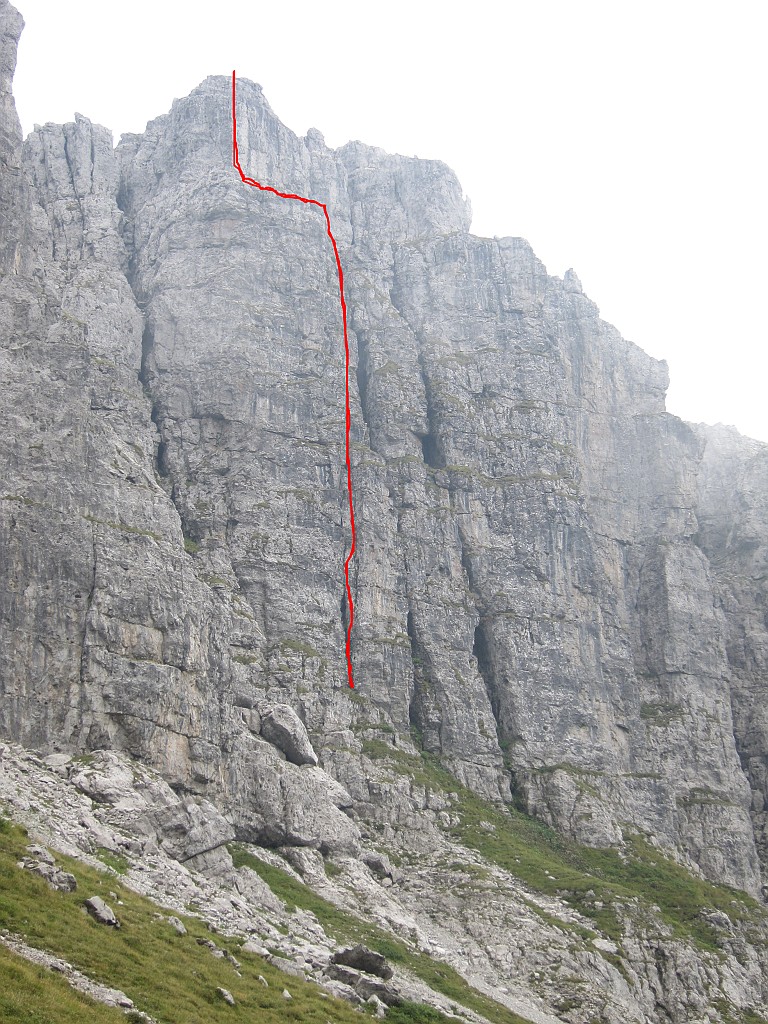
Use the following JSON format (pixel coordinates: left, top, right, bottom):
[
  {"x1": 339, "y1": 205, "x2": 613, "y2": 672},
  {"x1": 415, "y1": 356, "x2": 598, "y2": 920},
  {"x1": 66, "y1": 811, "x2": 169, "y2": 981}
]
[
  {"x1": 331, "y1": 944, "x2": 394, "y2": 980},
  {"x1": 84, "y1": 895, "x2": 120, "y2": 928},
  {"x1": 258, "y1": 704, "x2": 318, "y2": 766},
  {"x1": 227, "y1": 736, "x2": 360, "y2": 856}
]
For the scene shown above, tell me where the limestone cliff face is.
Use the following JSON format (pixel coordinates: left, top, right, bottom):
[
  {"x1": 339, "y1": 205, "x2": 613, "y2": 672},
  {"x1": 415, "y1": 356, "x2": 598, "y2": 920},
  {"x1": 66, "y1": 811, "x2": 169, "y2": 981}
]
[
  {"x1": 1, "y1": 0, "x2": 766, "y2": 915},
  {"x1": 693, "y1": 425, "x2": 768, "y2": 875}
]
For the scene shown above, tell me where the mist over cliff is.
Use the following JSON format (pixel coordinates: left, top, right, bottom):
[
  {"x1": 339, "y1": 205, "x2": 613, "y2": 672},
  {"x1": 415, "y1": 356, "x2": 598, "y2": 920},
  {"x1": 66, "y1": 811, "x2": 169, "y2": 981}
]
[{"x1": 2, "y1": 3, "x2": 768, "y2": 1021}]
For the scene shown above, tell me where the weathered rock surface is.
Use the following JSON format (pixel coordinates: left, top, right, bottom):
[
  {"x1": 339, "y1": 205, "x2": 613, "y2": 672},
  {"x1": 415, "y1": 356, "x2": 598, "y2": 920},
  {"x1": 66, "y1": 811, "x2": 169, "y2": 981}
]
[
  {"x1": 19, "y1": 845, "x2": 77, "y2": 892},
  {"x1": 692, "y1": 424, "x2": 768, "y2": 893},
  {"x1": 2, "y1": 0, "x2": 762, "y2": 893},
  {"x1": 331, "y1": 943, "x2": 394, "y2": 979},
  {"x1": 84, "y1": 895, "x2": 120, "y2": 927},
  {"x1": 259, "y1": 703, "x2": 319, "y2": 765},
  {"x1": 2, "y1": 1, "x2": 768, "y2": 1020}
]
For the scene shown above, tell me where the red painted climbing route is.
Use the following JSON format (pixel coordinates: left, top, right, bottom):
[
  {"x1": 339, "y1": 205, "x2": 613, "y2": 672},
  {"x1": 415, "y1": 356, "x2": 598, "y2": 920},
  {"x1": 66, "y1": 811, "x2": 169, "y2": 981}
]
[{"x1": 231, "y1": 71, "x2": 357, "y2": 689}]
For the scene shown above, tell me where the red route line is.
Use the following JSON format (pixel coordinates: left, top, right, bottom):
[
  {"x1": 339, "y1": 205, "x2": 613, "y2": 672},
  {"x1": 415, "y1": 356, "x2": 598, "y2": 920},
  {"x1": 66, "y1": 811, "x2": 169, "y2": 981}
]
[{"x1": 231, "y1": 71, "x2": 357, "y2": 689}]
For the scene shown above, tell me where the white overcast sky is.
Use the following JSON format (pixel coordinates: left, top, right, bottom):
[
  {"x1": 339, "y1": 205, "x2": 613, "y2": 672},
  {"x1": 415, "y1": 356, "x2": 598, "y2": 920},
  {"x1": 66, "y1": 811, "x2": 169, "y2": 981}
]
[{"x1": 12, "y1": 0, "x2": 768, "y2": 443}]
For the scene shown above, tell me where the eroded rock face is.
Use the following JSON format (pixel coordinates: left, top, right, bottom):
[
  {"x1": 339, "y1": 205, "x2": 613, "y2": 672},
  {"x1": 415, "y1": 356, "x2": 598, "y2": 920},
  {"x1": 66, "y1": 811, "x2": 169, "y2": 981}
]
[
  {"x1": 259, "y1": 704, "x2": 319, "y2": 766},
  {"x1": 693, "y1": 425, "x2": 768, "y2": 888},
  {"x1": 331, "y1": 944, "x2": 394, "y2": 980},
  {"x1": 0, "y1": 0, "x2": 766, "y2": 921}
]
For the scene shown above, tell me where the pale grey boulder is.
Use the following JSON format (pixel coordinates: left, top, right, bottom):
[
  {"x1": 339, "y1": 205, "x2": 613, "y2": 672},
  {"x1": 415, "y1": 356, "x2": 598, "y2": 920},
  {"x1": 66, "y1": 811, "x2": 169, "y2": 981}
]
[
  {"x1": 216, "y1": 987, "x2": 235, "y2": 1006},
  {"x1": 21, "y1": 855, "x2": 77, "y2": 892},
  {"x1": 258, "y1": 704, "x2": 319, "y2": 766},
  {"x1": 84, "y1": 895, "x2": 120, "y2": 927}
]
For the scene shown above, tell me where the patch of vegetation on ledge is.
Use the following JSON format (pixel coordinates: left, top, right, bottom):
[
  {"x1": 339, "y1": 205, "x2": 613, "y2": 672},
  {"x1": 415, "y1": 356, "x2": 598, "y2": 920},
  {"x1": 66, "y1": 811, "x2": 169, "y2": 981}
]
[
  {"x1": 361, "y1": 741, "x2": 765, "y2": 954},
  {"x1": 229, "y1": 843, "x2": 534, "y2": 1024}
]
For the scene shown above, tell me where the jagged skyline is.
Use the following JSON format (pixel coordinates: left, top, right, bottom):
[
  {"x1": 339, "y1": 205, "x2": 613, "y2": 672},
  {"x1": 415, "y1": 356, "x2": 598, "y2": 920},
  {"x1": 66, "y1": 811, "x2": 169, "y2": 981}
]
[{"x1": 13, "y1": 0, "x2": 768, "y2": 444}]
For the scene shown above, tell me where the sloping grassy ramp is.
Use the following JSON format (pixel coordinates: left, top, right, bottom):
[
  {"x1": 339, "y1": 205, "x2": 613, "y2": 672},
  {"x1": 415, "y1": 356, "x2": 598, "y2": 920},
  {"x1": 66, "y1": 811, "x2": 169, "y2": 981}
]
[
  {"x1": 0, "y1": 944, "x2": 127, "y2": 1024},
  {"x1": 230, "y1": 844, "x2": 534, "y2": 1024},
  {"x1": 0, "y1": 817, "x2": 367, "y2": 1024},
  {"x1": 362, "y1": 742, "x2": 765, "y2": 952}
]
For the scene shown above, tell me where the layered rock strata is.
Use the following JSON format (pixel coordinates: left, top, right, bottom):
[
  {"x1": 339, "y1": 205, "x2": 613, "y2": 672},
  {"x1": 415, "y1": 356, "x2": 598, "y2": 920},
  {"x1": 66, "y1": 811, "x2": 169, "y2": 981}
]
[{"x1": 1, "y1": 0, "x2": 766, "y2": 927}]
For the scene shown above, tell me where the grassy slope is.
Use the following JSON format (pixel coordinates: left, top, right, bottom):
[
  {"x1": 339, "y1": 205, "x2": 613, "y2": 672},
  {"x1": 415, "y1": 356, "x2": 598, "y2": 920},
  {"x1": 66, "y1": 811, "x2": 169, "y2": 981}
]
[
  {"x1": 0, "y1": 943, "x2": 127, "y2": 1024},
  {"x1": 4, "y1": 736, "x2": 767, "y2": 1024},
  {"x1": 0, "y1": 816, "x2": 380, "y2": 1024},
  {"x1": 1, "y1": 812, "x2": 513, "y2": 1024},
  {"x1": 361, "y1": 741, "x2": 767, "y2": 956},
  {"x1": 229, "y1": 844, "x2": 534, "y2": 1024}
]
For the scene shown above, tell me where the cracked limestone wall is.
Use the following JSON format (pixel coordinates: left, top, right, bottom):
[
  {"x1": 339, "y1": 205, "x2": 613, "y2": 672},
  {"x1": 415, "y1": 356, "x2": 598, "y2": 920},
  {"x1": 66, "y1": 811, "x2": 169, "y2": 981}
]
[
  {"x1": 0, "y1": 1, "x2": 359, "y2": 860},
  {"x1": 693, "y1": 424, "x2": 768, "y2": 881},
  {"x1": 0, "y1": 0, "x2": 766, "y2": 899}
]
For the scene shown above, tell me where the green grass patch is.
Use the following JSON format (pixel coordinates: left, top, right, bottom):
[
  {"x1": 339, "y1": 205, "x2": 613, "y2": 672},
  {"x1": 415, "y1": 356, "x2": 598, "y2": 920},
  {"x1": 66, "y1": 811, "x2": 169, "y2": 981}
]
[
  {"x1": 639, "y1": 701, "x2": 683, "y2": 726},
  {"x1": 276, "y1": 638, "x2": 322, "y2": 658},
  {"x1": 0, "y1": 944, "x2": 127, "y2": 1024},
  {"x1": 95, "y1": 848, "x2": 130, "y2": 876},
  {"x1": 83, "y1": 514, "x2": 161, "y2": 542},
  {"x1": 386, "y1": 1001, "x2": 455, "y2": 1022},
  {"x1": 0, "y1": 819, "x2": 367, "y2": 1024},
  {"x1": 199, "y1": 573, "x2": 230, "y2": 587},
  {"x1": 229, "y1": 845, "x2": 533, "y2": 1024}
]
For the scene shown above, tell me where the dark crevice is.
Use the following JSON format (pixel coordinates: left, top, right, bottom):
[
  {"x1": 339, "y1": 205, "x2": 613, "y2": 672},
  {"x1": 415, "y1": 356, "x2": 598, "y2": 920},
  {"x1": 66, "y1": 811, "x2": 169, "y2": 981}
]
[
  {"x1": 416, "y1": 431, "x2": 443, "y2": 470},
  {"x1": 414, "y1": 344, "x2": 446, "y2": 470},
  {"x1": 139, "y1": 321, "x2": 171, "y2": 483},
  {"x1": 458, "y1": 526, "x2": 521, "y2": 798},
  {"x1": 353, "y1": 324, "x2": 371, "y2": 432},
  {"x1": 406, "y1": 609, "x2": 441, "y2": 754},
  {"x1": 460, "y1": 533, "x2": 501, "y2": 728},
  {"x1": 138, "y1": 321, "x2": 153, "y2": 388},
  {"x1": 471, "y1": 612, "x2": 524, "y2": 806},
  {"x1": 388, "y1": 281, "x2": 446, "y2": 471},
  {"x1": 472, "y1": 620, "x2": 499, "y2": 723}
]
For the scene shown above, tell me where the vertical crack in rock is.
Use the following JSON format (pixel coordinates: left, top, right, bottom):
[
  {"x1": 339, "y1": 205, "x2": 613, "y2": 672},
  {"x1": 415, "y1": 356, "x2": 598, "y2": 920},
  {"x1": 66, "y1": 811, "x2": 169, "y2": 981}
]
[
  {"x1": 137, "y1": 320, "x2": 171, "y2": 479},
  {"x1": 77, "y1": 519, "x2": 98, "y2": 737},
  {"x1": 349, "y1": 312, "x2": 371, "y2": 435},
  {"x1": 406, "y1": 609, "x2": 440, "y2": 752},
  {"x1": 414, "y1": 349, "x2": 444, "y2": 471},
  {"x1": 459, "y1": 523, "x2": 506, "y2": 749}
]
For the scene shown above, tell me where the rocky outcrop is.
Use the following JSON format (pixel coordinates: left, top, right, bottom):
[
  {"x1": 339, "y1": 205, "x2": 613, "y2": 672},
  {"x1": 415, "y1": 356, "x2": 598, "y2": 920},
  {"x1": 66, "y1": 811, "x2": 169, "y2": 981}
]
[
  {"x1": 259, "y1": 703, "x2": 319, "y2": 765},
  {"x1": 84, "y1": 895, "x2": 120, "y2": 927},
  {"x1": 331, "y1": 944, "x2": 394, "y2": 979},
  {"x1": 19, "y1": 845, "x2": 77, "y2": 891}
]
